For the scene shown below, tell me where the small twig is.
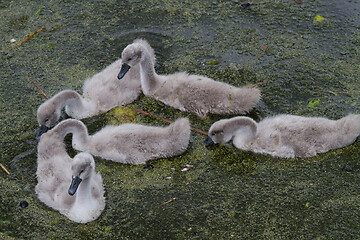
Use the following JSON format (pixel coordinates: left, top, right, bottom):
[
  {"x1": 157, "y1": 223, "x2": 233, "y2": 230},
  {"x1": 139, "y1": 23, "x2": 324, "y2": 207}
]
[
  {"x1": 32, "y1": 80, "x2": 49, "y2": 99},
  {"x1": 0, "y1": 163, "x2": 10, "y2": 175},
  {"x1": 160, "y1": 197, "x2": 176, "y2": 205},
  {"x1": 133, "y1": 108, "x2": 173, "y2": 124},
  {"x1": 190, "y1": 126, "x2": 208, "y2": 135},
  {"x1": 327, "y1": 90, "x2": 338, "y2": 96},
  {"x1": 133, "y1": 108, "x2": 208, "y2": 135},
  {"x1": 18, "y1": 27, "x2": 48, "y2": 47},
  {"x1": 247, "y1": 80, "x2": 268, "y2": 88}
]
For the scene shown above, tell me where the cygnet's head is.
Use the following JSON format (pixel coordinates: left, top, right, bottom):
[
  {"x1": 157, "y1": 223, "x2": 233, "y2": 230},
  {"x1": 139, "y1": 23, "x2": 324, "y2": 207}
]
[
  {"x1": 207, "y1": 117, "x2": 257, "y2": 146},
  {"x1": 37, "y1": 101, "x2": 61, "y2": 128},
  {"x1": 36, "y1": 102, "x2": 62, "y2": 140},
  {"x1": 207, "y1": 119, "x2": 235, "y2": 145},
  {"x1": 118, "y1": 41, "x2": 148, "y2": 79},
  {"x1": 68, "y1": 152, "x2": 95, "y2": 196}
]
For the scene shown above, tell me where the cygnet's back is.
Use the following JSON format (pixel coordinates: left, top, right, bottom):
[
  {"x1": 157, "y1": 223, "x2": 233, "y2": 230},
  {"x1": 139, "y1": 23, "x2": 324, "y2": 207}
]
[
  {"x1": 82, "y1": 118, "x2": 191, "y2": 164},
  {"x1": 254, "y1": 114, "x2": 360, "y2": 158},
  {"x1": 155, "y1": 72, "x2": 261, "y2": 117}
]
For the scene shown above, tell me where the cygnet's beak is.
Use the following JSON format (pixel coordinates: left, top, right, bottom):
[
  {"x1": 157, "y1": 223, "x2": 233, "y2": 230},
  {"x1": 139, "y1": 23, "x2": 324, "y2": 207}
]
[
  {"x1": 204, "y1": 135, "x2": 215, "y2": 146},
  {"x1": 36, "y1": 125, "x2": 50, "y2": 140},
  {"x1": 68, "y1": 176, "x2": 82, "y2": 196},
  {"x1": 117, "y1": 63, "x2": 131, "y2": 79}
]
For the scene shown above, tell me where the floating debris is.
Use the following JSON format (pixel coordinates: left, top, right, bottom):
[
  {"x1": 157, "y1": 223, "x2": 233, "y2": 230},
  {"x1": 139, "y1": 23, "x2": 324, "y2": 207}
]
[
  {"x1": 18, "y1": 27, "x2": 48, "y2": 47},
  {"x1": 208, "y1": 60, "x2": 219, "y2": 65},
  {"x1": 165, "y1": 176, "x2": 172, "y2": 180},
  {"x1": 0, "y1": 163, "x2": 10, "y2": 175},
  {"x1": 307, "y1": 99, "x2": 319, "y2": 109},
  {"x1": 240, "y1": 2, "x2": 251, "y2": 8},
  {"x1": 19, "y1": 200, "x2": 28, "y2": 208},
  {"x1": 160, "y1": 197, "x2": 176, "y2": 205},
  {"x1": 313, "y1": 15, "x2": 326, "y2": 24},
  {"x1": 260, "y1": 45, "x2": 269, "y2": 51},
  {"x1": 10, "y1": 39, "x2": 16, "y2": 43},
  {"x1": 35, "y1": 6, "x2": 44, "y2": 15},
  {"x1": 31, "y1": 80, "x2": 49, "y2": 99},
  {"x1": 181, "y1": 164, "x2": 194, "y2": 172},
  {"x1": 247, "y1": 80, "x2": 268, "y2": 88}
]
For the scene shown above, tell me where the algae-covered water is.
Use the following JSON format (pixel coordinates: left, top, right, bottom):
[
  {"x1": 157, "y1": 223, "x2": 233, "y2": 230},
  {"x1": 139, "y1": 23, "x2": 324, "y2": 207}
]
[{"x1": 1, "y1": 0, "x2": 360, "y2": 239}]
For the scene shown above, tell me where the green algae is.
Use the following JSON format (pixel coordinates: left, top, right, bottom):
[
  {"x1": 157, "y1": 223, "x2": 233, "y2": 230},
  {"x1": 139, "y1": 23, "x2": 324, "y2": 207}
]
[
  {"x1": 105, "y1": 106, "x2": 138, "y2": 125},
  {"x1": 208, "y1": 60, "x2": 219, "y2": 65},
  {"x1": 307, "y1": 99, "x2": 320, "y2": 109},
  {"x1": 1, "y1": 0, "x2": 360, "y2": 239}
]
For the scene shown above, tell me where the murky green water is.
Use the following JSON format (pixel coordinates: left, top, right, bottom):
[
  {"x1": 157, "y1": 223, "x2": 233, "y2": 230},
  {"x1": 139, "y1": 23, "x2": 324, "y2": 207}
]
[{"x1": 1, "y1": 0, "x2": 360, "y2": 239}]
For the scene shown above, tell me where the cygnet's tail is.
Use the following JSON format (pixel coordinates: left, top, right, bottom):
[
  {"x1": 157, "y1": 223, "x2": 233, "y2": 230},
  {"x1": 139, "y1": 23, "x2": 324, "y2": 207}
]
[
  {"x1": 168, "y1": 118, "x2": 191, "y2": 154},
  {"x1": 231, "y1": 87, "x2": 261, "y2": 114}
]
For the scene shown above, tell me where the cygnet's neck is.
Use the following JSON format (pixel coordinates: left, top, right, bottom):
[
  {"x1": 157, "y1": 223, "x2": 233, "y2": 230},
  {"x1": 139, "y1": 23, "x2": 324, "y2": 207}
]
[
  {"x1": 53, "y1": 119, "x2": 89, "y2": 150},
  {"x1": 50, "y1": 90, "x2": 82, "y2": 114},
  {"x1": 60, "y1": 91, "x2": 91, "y2": 118},
  {"x1": 70, "y1": 175, "x2": 97, "y2": 222},
  {"x1": 138, "y1": 47, "x2": 159, "y2": 95},
  {"x1": 74, "y1": 175, "x2": 92, "y2": 204},
  {"x1": 229, "y1": 117, "x2": 257, "y2": 148}
]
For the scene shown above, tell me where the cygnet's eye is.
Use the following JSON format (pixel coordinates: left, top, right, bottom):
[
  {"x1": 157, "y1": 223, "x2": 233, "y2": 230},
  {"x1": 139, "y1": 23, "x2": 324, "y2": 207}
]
[
  {"x1": 79, "y1": 169, "x2": 84, "y2": 174},
  {"x1": 127, "y1": 57, "x2": 132, "y2": 61}
]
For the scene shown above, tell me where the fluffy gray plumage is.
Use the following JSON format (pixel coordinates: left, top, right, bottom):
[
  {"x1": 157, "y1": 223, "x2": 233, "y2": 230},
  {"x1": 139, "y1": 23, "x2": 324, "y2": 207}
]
[
  {"x1": 118, "y1": 39, "x2": 261, "y2": 118},
  {"x1": 43, "y1": 118, "x2": 190, "y2": 164},
  {"x1": 208, "y1": 114, "x2": 360, "y2": 158},
  {"x1": 36, "y1": 131, "x2": 105, "y2": 223},
  {"x1": 37, "y1": 39, "x2": 155, "y2": 127}
]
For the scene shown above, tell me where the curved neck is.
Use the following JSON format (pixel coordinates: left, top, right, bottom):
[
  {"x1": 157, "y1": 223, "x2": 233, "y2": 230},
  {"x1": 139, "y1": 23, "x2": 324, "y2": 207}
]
[
  {"x1": 230, "y1": 117, "x2": 257, "y2": 147},
  {"x1": 139, "y1": 48, "x2": 159, "y2": 95},
  {"x1": 230, "y1": 117, "x2": 257, "y2": 133},
  {"x1": 51, "y1": 90, "x2": 82, "y2": 110},
  {"x1": 52, "y1": 119, "x2": 89, "y2": 147},
  {"x1": 59, "y1": 91, "x2": 90, "y2": 118}
]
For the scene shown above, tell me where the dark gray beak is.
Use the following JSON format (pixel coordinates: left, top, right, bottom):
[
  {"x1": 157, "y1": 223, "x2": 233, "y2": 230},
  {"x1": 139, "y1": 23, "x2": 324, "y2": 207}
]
[
  {"x1": 36, "y1": 125, "x2": 50, "y2": 140},
  {"x1": 204, "y1": 135, "x2": 215, "y2": 146},
  {"x1": 68, "y1": 176, "x2": 82, "y2": 196},
  {"x1": 117, "y1": 63, "x2": 131, "y2": 79}
]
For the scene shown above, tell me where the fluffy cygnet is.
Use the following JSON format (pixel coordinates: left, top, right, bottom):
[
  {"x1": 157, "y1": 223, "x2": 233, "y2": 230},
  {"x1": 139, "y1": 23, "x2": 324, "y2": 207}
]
[
  {"x1": 206, "y1": 114, "x2": 360, "y2": 158},
  {"x1": 36, "y1": 129, "x2": 105, "y2": 223},
  {"x1": 38, "y1": 118, "x2": 191, "y2": 164},
  {"x1": 37, "y1": 39, "x2": 156, "y2": 128},
  {"x1": 117, "y1": 39, "x2": 261, "y2": 118}
]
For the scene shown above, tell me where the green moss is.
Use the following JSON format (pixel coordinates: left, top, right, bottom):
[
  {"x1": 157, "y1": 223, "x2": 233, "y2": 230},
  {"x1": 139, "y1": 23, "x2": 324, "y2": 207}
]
[
  {"x1": 105, "y1": 106, "x2": 138, "y2": 125},
  {"x1": 208, "y1": 60, "x2": 219, "y2": 65},
  {"x1": 307, "y1": 99, "x2": 320, "y2": 109}
]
